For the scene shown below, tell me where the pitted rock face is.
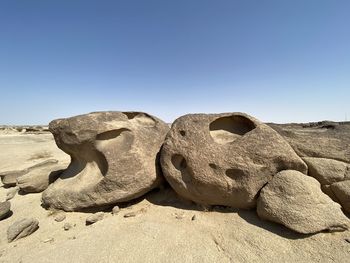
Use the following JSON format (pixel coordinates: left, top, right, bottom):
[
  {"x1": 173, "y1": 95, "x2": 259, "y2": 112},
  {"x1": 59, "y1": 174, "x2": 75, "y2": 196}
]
[
  {"x1": 160, "y1": 113, "x2": 308, "y2": 209},
  {"x1": 42, "y1": 111, "x2": 169, "y2": 211}
]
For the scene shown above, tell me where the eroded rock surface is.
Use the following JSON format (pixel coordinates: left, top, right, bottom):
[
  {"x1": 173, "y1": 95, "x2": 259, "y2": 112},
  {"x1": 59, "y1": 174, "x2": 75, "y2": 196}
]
[
  {"x1": 161, "y1": 113, "x2": 307, "y2": 209},
  {"x1": 257, "y1": 170, "x2": 349, "y2": 234},
  {"x1": 17, "y1": 162, "x2": 67, "y2": 193},
  {"x1": 269, "y1": 122, "x2": 350, "y2": 163},
  {"x1": 0, "y1": 201, "x2": 11, "y2": 220},
  {"x1": 303, "y1": 157, "x2": 349, "y2": 185},
  {"x1": 42, "y1": 111, "x2": 169, "y2": 211},
  {"x1": 302, "y1": 157, "x2": 350, "y2": 211},
  {"x1": 0, "y1": 159, "x2": 60, "y2": 187},
  {"x1": 331, "y1": 180, "x2": 350, "y2": 213}
]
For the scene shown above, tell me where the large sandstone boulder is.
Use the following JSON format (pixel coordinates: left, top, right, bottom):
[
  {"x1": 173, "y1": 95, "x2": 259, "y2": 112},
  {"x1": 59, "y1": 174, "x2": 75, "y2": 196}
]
[
  {"x1": 42, "y1": 111, "x2": 169, "y2": 211},
  {"x1": 160, "y1": 113, "x2": 307, "y2": 209},
  {"x1": 257, "y1": 170, "x2": 349, "y2": 234},
  {"x1": 302, "y1": 157, "x2": 350, "y2": 211}
]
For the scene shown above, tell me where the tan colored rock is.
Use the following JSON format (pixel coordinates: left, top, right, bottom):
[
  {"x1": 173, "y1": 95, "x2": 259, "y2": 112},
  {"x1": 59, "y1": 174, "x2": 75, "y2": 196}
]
[
  {"x1": 269, "y1": 122, "x2": 350, "y2": 163},
  {"x1": 86, "y1": 212, "x2": 104, "y2": 225},
  {"x1": 0, "y1": 159, "x2": 60, "y2": 187},
  {"x1": 17, "y1": 163, "x2": 67, "y2": 193},
  {"x1": 42, "y1": 111, "x2": 169, "y2": 211},
  {"x1": 161, "y1": 113, "x2": 307, "y2": 209},
  {"x1": 303, "y1": 157, "x2": 348, "y2": 185},
  {"x1": 54, "y1": 213, "x2": 66, "y2": 222},
  {"x1": 331, "y1": 180, "x2": 350, "y2": 213},
  {"x1": 0, "y1": 201, "x2": 11, "y2": 220},
  {"x1": 257, "y1": 170, "x2": 349, "y2": 234},
  {"x1": 6, "y1": 187, "x2": 19, "y2": 201},
  {"x1": 0, "y1": 169, "x2": 28, "y2": 187},
  {"x1": 7, "y1": 218, "x2": 39, "y2": 242}
]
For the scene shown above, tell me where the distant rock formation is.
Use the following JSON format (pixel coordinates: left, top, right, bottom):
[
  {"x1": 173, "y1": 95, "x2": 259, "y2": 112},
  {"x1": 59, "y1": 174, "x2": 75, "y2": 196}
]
[{"x1": 42, "y1": 111, "x2": 169, "y2": 211}]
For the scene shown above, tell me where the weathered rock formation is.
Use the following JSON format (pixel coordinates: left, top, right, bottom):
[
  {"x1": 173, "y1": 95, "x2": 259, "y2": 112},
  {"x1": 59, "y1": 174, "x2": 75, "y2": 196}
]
[
  {"x1": 269, "y1": 122, "x2": 350, "y2": 163},
  {"x1": 17, "y1": 162, "x2": 67, "y2": 193},
  {"x1": 257, "y1": 170, "x2": 349, "y2": 234},
  {"x1": 0, "y1": 159, "x2": 62, "y2": 187},
  {"x1": 42, "y1": 111, "x2": 169, "y2": 211},
  {"x1": 160, "y1": 113, "x2": 307, "y2": 209},
  {"x1": 301, "y1": 157, "x2": 350, "y2": 210},
  {"x1": 269, "y1": 123, "x2": 350, "y2": 215}
]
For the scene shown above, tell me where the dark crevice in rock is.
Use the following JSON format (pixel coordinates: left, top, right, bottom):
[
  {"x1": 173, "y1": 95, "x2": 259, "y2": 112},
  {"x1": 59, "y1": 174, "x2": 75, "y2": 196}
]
[
  {"x1": 171, "y1": 154, "x2": 187, "y2": 171},
  {"x1": 96, "y1": 128, "x2": 130, "y2": 141}
]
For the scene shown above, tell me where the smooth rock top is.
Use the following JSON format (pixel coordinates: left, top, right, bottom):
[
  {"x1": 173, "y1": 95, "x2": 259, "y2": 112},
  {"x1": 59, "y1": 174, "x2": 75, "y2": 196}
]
[
  {"x1": 0, "y1": 201, "x2": 11, "y2": 220},
  {"x1": 42, "y1": 111, "x2": 169, "y2": 211},
  {"x1": 161, "y1": 113, "x2": 307, "y2": 209},
  {"x1": 7, "y1": 218, "x2": 39, "y2": 242},
  {"x1": 257, "y1": 170, "x2": 349, "y2": 234}
]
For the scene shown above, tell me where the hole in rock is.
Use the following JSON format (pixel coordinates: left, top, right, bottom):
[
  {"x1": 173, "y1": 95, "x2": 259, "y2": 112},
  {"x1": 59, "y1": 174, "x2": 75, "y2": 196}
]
[
  {"x1": 225, "y1": 168, "x2": 246, "y2": 179},
  {"x1": 209, "y1": 115, "x2": 256, "y2": 144},
  {"x1": 209, "y1": 163, "x2": 217, "y2": 169},
  {"x1": 123, "y1": 112, "x2": 156, "y2": 127},
  {"x1": 96, "y1": 129, "x2": 130, "y2": 141},
  {"x1": 171, "y1": 154, "x2": 187, "y2": 171},
  {"x1": 123, "y1": 112, "x2": 140, "y2": 119},
  {"x1": 179, "y1": 130, "x2": 186, "y2": 136}
]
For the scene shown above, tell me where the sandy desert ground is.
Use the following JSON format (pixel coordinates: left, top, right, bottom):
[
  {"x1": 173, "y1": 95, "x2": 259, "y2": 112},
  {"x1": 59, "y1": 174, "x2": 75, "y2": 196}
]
[{"x1": 0, "y1": 129, "x2": 349, "y2": 263}]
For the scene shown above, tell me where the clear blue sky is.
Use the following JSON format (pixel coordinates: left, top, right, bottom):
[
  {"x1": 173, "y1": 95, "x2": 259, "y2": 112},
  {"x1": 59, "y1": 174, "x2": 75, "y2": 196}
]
[{"x1": 0, "y1": 1, "x2": 349, "y2": 124}]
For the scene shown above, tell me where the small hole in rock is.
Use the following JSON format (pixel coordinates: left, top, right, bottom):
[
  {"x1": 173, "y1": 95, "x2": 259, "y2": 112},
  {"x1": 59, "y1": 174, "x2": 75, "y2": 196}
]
[
  {"x1": 179, "y1": 130, "x2": 186, "y2": 136},
  {"x1": 123, "y1": 112, "x2": 140, "y2": 119},
  {"x1": 225, "y1": 168, "x2": 246, "y2": 179},
  {"x1": 209, "y1": 163, "x2": 217, "y2": 169},
  {"x1": 171, "y1": 154, "x2": 187, "y2": 171}
]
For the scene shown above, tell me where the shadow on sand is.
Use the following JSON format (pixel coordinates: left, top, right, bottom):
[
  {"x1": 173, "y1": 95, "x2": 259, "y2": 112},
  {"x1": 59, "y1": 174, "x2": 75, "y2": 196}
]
[{"x1": 145, "y1": 185, "x2": 314, "y2": 240}]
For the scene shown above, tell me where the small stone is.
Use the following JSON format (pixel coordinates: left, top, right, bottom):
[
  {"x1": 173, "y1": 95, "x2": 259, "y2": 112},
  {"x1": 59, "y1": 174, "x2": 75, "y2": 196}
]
[
  {"x1": 112, "y1": 205, "x2": 120, "y2": 215},
  {"x1": 6, "y1": 187, "x2": 19, "y2": 201},
  {"x1": 0, "y1": 201, "x2": 11, "y2": 221},
  {"x1": 43, "y1": 238, "x2": 54, "y2": 243},
  {"x1": 63, "y1": 223, "x2": 72, "y2": 231},
  {"x1": 124, "y1": 212, "x2": 136, "y2": 218},
  {"x1": 7, "y1": 218, "x2": 39, "y2": 242},
  {"x1": 175, "y1": 213, "x2": 184, "y2": 219},
  {"x1": 54, "y1": 213, "x2": 66, "y2": 222},
  {"x1": 191, "y1": 215, "x2": 196, "y2": 221},
  {"x1": 86, "y1": 212, "x2": 104, "y2": 225}
]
